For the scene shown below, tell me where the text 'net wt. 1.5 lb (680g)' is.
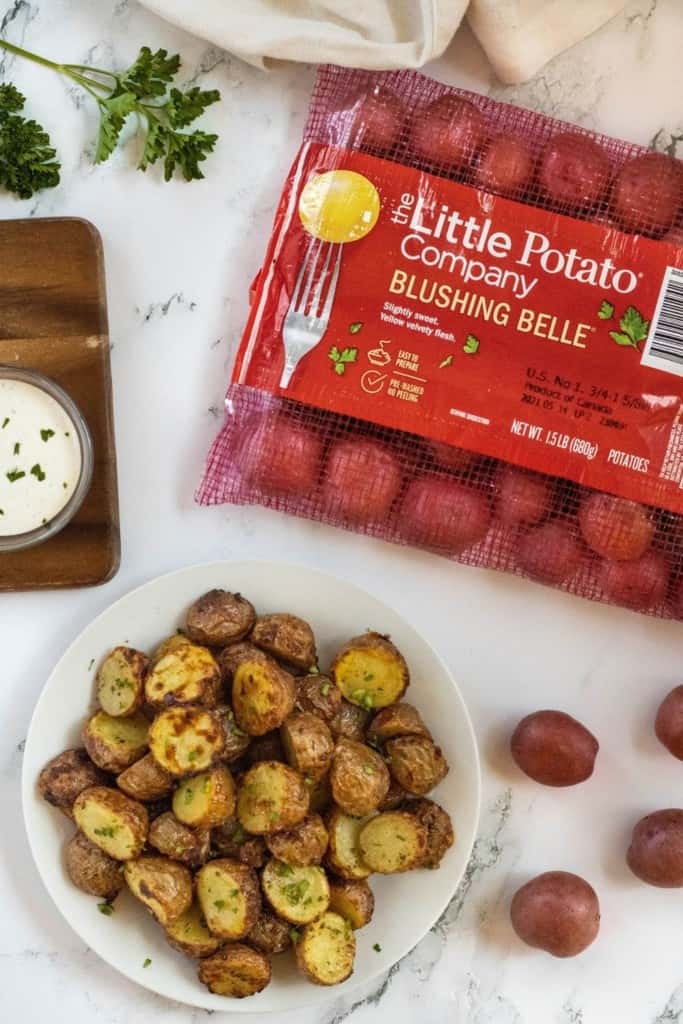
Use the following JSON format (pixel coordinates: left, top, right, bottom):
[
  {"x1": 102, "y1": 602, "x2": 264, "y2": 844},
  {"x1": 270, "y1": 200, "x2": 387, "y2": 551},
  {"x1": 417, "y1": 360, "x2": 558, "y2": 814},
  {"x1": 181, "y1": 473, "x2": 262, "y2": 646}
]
[{"x1": 198, "y1": 64, "x2": 683, "y2": 619}]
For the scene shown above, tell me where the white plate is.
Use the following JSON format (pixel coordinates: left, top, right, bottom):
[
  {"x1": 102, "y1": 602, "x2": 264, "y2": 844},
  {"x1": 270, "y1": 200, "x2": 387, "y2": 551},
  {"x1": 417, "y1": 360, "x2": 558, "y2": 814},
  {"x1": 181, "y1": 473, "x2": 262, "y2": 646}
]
[{"x1": 22, "y1": 561, "x2": 480, "y2": 1013}]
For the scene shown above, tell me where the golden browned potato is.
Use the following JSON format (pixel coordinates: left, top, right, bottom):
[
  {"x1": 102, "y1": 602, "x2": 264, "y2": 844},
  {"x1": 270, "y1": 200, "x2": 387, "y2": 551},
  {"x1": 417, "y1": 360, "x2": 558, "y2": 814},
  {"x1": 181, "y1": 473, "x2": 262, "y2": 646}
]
[
  {"x1": 82, "y1": 710, "x2": 149, "y2": 774},
  {"x1": 173, "y1": 765, "x2": 235, "y2": 829},
  {"x1": 250, "y1": 613, "x2": 317, "y2": 671},
  {"x1": 198, "y1": 944, "x2": 271, "y2": 998},
  {"x1": 325, "y1": 808, "x2": 371, "y2": 880},
  {"x1": 367, "y1": 703, "x2": 430, "y2": 744},
  {"x1": 186, "y1": 589, "x2": 256, "y2": 647},
  {"x1": 248, "y1": 910, "x2": 293, "y2": 954},
  {"x1": 165, "y1": 901, "x2": 222, "y2": 958},
  {"x1": 124, "y1": 855, "x2": 193, "y2": 926},
  {"x1": 148, "y1": 706, "x2": 227, "y2": 776},
  {"x1": 261, "y1": 858, "x2": 330, "y2": 924},
  {"x1": 236, "y1": 761, "x2": 309, "y2": 834},
  {"x1": 117, "y1": 752, "x2": 174, "y2": 802},
  {"x1": 307, "y1": 774, "x2": 333, "y2": 815},
  {"x1": 96, "y1": 646, "x2": 148, "y2": 718},
  {"x1": 330, "y1": 739, "x2": 390, "y2": 816},
  {"x1": 244, "y1": 729, "x2": 285, "y2": 766},
  {"x1": 73, "y1": 786, "x2": 148, "y2": 860},
  {"x1": 331, "y1": 632, "x2": 409, "y2": 710},
  {"x1": 266, "y1": 813, "x2": 329, "y2": 867},
  {"x1": 378, "y1": 778, "x2": 408, "y2": 811},
  {"x1": 153, "y1": 633, "x2": 191, "y2": 661},
  {"x1": 196, "y1": 858, "x2": 261, "y2": 939},
  {"x1": 145, "y1": 642, "x2": 221, "y2": 710},
  {"x1": 328, "y1": 878, "x2": 374, "y2": 929},
  {"x1": 232, "y1": 650, "x2": 296, "y2": 736},
  {"x1": 295, "y1": 673, "x2": 342, "y2": 723},
  {"x1": 38, "y1": 749, "x2": 108, "y2": 818},
  {"x1": 148, "y1": 811, "x2": 211, "y2": 868},
  {"x1": 295, "y1": 911, "x2": 355, "y2": 986},
  {"x1": 329, "y1": 700, "x2": 370, "y2": 743},
  {"x1": 406, "y1": 798, "x2": 454, "y2": 869},
  {"x1": 64, "y1": 831, "x2": 125, "y2": 900},
  {"x1": 358, "y1": 811, "x2": 427, "y2": 873},
  {"x1": 216, "y1": 706, "x2": 252, "y2": 763},
  {"x1": 211, "y1": 817, "x2": 267, "y2": 867},
  {"x1": 281, "y1": 713, "x2": 334, "y2": 780},
  {"x1": 385, "y1": 736, "x2": 449, "y2": 796}
]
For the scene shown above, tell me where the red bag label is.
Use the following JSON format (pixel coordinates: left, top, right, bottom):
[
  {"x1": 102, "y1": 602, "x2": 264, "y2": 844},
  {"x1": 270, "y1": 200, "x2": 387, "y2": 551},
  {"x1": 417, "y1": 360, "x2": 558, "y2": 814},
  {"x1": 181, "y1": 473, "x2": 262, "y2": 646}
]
[{"x1": 235, "y1": 142, "x2": 683, "y2": 513}]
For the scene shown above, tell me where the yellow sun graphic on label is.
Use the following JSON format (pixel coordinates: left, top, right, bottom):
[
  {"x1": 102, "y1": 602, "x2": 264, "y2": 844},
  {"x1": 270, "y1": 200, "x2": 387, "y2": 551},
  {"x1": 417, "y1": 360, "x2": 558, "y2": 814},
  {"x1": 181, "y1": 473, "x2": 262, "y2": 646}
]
[{"x1": 299, "y1": 170, "x2": 380, "y2": 244}]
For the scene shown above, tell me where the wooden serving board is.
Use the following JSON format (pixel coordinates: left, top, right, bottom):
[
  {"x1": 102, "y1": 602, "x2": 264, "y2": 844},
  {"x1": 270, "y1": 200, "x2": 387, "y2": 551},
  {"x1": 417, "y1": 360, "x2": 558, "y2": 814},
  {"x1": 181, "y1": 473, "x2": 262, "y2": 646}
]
[{"x1": 0, "y1": 218, "x2": 119, "y2": 590}]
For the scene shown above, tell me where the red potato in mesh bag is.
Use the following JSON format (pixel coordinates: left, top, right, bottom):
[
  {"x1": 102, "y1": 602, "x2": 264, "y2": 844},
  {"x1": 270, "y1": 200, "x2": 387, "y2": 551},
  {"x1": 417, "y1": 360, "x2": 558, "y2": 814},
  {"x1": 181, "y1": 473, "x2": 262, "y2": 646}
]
[
  {"x1": 598, "y1": 551, "x2": 669, "y2": 611},
  {"x1": 475, "y1": 135, "x2": 534, "y2": 199},
  {"x1": 612, "y1": 153, "x2": 683, "y2": 236},
  {"x1": 344, "y1": 85, "x2": 405, "y2": 154},
  {"x1": 579, "y1": 492, "x2": 654, "y2": 561},
  {"x1": 399, "y1": 476, "x2": 491, "y2": 555},
  {"x1": 429, "y1": 441, "x2": 477, "y2": 474},
  {"x1": 412, "y1": 95, "x2": 487, "y2": 173},
  {"x1": 321, "y1": 438, "x2": 402, "y2": 523},
  {"x1": 495, "y1": 466, "x2": 553, "y2": 526},
  {"x1": 515, "y1": 521, "x2": 583, "y2": 585},
  {"x1": 538, "y1": 132, "x2": 611, "y2": 212},
  {"x1": 238, "y1": 412, "x2": 322, "y2": 498}
]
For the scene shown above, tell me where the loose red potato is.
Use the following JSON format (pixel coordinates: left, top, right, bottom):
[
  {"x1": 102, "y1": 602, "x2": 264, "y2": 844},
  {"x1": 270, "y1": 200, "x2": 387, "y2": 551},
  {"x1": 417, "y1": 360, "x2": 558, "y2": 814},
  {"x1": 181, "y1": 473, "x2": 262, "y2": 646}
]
[
  {"x1": 510, "y1": 871, "x2": 600, "y2": 957},
  {"x1": 495, "y1": 466, "x2": 553, "y2": 526},
  {"x1": 476, "y1": 135, "x2": 534, "y2": 199},
  {"x1": 579, "y1": 492, "x2": 654, "y2": 561},
  {"x1": 655, "y1": 686, "x2": 683, "y2": 759},
  {"x1": 627, "y1": 809, "x2": 683, "y2": 886},
  {"x1": 345, "y1": 85, "x2": 405, "y2": 153},
  {"x1": 238, "y1": 412, "x2": 322, "y2": 498},
  {"x1": 598, "y1": 551, "x2": 669, "y2": 610},
  {"x1": 515, "y1": 521, "x2": 583, "y2": 585},
  {"x1": 321, "y1": 439, "x2": 402, "y2": 524},
  {"x1": 538, "y1": 132, "x2": 611, "y2": 211},
  {"x1": 612, "y1": 153, "x2": 683, "y2": 235},
  {"x1": 510, "y1": 710, "x2": 599, "y2": 787},
  {"x1": 399, "y1": 476, "x2": 491, "y2": 554},
  {"x1": 429, "y1": 441, "x2": 476, "y2": 474},
  {"x1": 412, "y1": 95, "x2": 487, "y2": 173}
]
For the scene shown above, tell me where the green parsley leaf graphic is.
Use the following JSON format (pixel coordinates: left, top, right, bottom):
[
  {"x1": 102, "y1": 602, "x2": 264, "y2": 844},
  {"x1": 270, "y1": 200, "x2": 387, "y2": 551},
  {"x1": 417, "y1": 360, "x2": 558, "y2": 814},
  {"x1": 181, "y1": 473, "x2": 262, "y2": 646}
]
[
  {"x1": 463, "y1": 334, "x2": 480, "y2": 355},
  {"x1": 598, "y1": 300, "x2": 614, "y2": 320}
]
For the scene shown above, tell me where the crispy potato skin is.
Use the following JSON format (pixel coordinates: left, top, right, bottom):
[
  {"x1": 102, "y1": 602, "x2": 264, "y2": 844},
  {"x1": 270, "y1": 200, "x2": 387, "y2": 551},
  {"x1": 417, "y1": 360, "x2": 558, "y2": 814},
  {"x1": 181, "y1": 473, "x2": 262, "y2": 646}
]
[
  {"x1": 261, "y1": 858, "x2": 330, "y2": 924},
  {"x1": 329, "y1": 700, "x2": 370, "y2": 743},
  {"x1": 198, "y1": 944, "x2": 271, "y2": 998},
  {"x1": 124, "y1": 855, "x2": 193, "y2": 926},
  {"x1": 64, "y1": 831, "x2": 124, "y2": 900},
  {"x1": 73, "y1": 786, "x2": 148, "y2": 860},
  {"x1": 244, "y1": 730, "x2": 285, "y2": 766},
  {"x1": 211, "y1": 818, "x2": 267, "y2": 867},
  {"x1": 266, "y1": 813, "x2": 329, "y2": 867},
  {"x1": 232, "y1": 650, "x2": 297, "y2": 736},
  {"x1": 145, "y1": 643, "x2": 221, "y2": 710},
  {"x1": 405, "y1": 798, "x2": 454, "y2": 869},
  {"x1": 385, "y1": 736, "x2": 449, "y2": 796},
  {"x1": 295, "y1": 674, "x2": 342, "y2": 722},
  {"x1": 328, "y1": 878, "x2": 374, "y2": 929},
  {"x1": 197, "y1": 858, "x2": 262, "y2": 940},
  {"x1": 378, "y1": 778, "x2": 408, "y2": 811},
  {"x1": 173, "y1": 765, "x2": 236, "y2": 829},
  {"x1": 82, "y1": 710, "x2": 149, "y2": 774},
  {"x1": 295, "y1": 911, "x2": 355, "y2": 986},
  {"x1": 148, "y1": 706, "x2": 227, "y2": 776},
  {"x1": 38, "y1": 749, "x2": 108, "y2": 818},
  {"x1": 358, "y1": 811, "x2": 427, "y2": 873},
  {"x1": 186, "y1": 589, "x2": 256, "y2": 647},
  {"x1": 215, "y1": 706, "x2": 252, "y2": 762},
  {"x1": 281, "y1": 712, "x2": 334, "y2": 780},
  {"x1": 236, "y1": 761, "x2": 309, "y2": 834},
  {"x1": 148, "y1": 811, "x2": 211, "y2": 868},
  {"x1": 325, "y1": 808, "x2": 371, "y2": 880},
  {"x1": 117, "y1": 752, "x2": 174, "y2": 802},
  {"x1": 307, "y1": 774, "x2": 333, "y2": 815},
  {"x1": 250, "y1": 613, "x2": 317, "y2": 671},
  {"x1": 248, "y1": 910, "x2": 292, "y2": 954},
  {"x1": 165, "y1": 901, "x2": 221, "y2": 958},
  {"x1": 153, "y1": 633, "x2": 191, "y2": 660},
  {"x1": 331, "y1": 632, "x2": 409, "y2": 709},
  {"x1": 367, "y1": 703, "x2": 430, "y2": 744},
  {"x1": 96, "y1": 646, "x2": 148, "y2": 717},
  {"x1": 330, "y1": 739, "x2": 390, "y2": 816},
  {"x1": 217, "y1": 642, "x2": 263, "y2": 685}
]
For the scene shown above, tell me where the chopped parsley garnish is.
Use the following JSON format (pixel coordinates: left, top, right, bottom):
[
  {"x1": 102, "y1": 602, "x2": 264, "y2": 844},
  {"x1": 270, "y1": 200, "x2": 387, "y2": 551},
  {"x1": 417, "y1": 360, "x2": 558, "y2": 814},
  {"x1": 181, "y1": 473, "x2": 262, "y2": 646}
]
[
  {"x1": 30, "y1": 463, "x2": 46, "y2": 481},
  {"x1": 187, "y1": 749, "x2": 198, "y2": 762},
  {"x1": 88, "y1": 658, "x2": 95, "y2": 671},
  {"x1": 40, "y1": 428, "x2": 55, "y2": 441},
  {"x1": 232, "y1": 725, "x2": 247, "y2": 737},
  {"x1": 373, "y1": 942, "x2": 381, "y2": 952},
  {"x1": 6, "y1": 468, "x2": 25, "y2": 482},
  {"x1": 232, "y1": 824, "x2": 246, "y2": 844},
  {"x1": 142, "y1": 957, "x2": 152, "y2": 968},
  {"x1": 362, "y1": 764, "x2": 375, "y2": 775},
  {"x1": 320, "y1": 682, "x2": 331, "y2": 697},
  {"x1": 289, "y1": 927, "x2": 301, "y2": 943},
  {"x1": 0, "y1": 509, "x2": 3, "y2": 515},
  {"x1": 63, "y1": 481, "x2": 68, "y2": 489},
  {"x1": 98, "y1": 902, "x2": 114, "y2": 915},
  {"x1": 183, "y1": 787, "x2": 194, "y2": 804},
  {"x1": 283, "y1": 879, "x2": 309, "y2": 904},
  {"x1": 276, "y1": 862, "x2": 294, "y2": 878},
  {"x1": 229, "y1": 888, "x2": 239, "y2": 898},
  {"x1": 1, "y1": 417, "x2": 8, "y2": 429},
  {"x1": 363, "y1": 672, "x2": 375, "y2": 682},
  {"x1": 94, "y1": 825, "x2": 118, "y2": 838},
  {"x1": 12, "y1": 442, "x2": 20, "y2": 455},
  {"x1": 213, "y1": 899, "x2": 226, "y2": 910}
]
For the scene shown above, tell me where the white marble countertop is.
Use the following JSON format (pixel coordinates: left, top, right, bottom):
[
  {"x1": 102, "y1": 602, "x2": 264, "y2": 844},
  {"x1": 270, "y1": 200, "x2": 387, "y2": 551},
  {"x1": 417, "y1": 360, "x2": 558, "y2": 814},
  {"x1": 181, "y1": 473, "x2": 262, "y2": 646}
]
[{"x1": 2, "y1": 1, "x2": 683, "y2": 1021}]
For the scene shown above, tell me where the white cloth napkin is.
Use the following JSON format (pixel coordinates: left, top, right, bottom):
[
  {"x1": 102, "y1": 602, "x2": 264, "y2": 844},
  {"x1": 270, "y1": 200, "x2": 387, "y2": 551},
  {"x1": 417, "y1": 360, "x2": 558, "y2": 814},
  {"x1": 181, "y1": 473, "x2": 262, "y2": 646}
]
[{"x1": 139, "y1": 0, "x2": 627, "y2": 84}]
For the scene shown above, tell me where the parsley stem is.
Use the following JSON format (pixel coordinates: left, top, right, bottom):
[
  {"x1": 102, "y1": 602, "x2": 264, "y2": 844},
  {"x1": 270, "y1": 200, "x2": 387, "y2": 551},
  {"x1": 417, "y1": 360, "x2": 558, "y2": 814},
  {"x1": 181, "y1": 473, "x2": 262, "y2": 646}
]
[
  {"x1": 0, "y1": 39, "x2": 65, "y2": 73},
  {"x1": 0, "y1": 42, "x2": 109, "y2": 99}
]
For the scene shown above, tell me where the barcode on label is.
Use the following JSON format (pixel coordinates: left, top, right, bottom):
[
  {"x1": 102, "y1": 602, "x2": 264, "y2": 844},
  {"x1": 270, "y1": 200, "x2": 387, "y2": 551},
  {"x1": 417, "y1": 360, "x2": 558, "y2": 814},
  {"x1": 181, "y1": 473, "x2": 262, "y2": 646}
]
[{"x1": 642, "y1": 266, "x2": 683, "y2": 377}]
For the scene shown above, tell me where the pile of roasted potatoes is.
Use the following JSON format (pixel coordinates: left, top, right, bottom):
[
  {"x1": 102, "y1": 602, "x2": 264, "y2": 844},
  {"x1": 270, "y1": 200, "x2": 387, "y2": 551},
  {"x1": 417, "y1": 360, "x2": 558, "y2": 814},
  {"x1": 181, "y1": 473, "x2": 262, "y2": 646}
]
[{"x1": 38, "y1": 590, "x2": 454, "y2": 998}]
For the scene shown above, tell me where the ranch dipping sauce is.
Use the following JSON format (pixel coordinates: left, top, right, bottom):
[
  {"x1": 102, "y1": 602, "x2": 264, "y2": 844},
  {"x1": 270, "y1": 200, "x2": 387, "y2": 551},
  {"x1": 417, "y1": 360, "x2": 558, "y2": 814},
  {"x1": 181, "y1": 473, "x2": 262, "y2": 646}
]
[{"x1": 0, "y1": 377, "x2": 83, "y2": 536}]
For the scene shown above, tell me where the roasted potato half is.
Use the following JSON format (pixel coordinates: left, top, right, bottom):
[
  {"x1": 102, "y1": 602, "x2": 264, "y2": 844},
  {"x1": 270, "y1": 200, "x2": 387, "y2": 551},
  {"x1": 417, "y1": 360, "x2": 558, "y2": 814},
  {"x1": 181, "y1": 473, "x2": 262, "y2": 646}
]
[
  {"x1": 198, "y1": 944, "x2": 271, "y2": 998},
  {"x1": 82, "y1": 710, "x2": 149, "y2": 774},
  {"x1": 38, "y1": 748, "x2": 107, "y2": 818},
  {"x1": 116, "y1": 752, "x2": 174, "y2": 802},
  {"x1": 281, "y1": 712, "x2": 334, "y2": 781},
  {"x1": 64, "y1": 831, "x2": 124, "y2": 900},
  {"x1": 266, "y1": 813, "x2": 329, "y2": 867},
  {"x1": 165, "y1": 901, "x2": 222, "y2": 958},
  {"x1": 73, "y1": 786, "x2": 148, "y2": 860},
  {"x1": 211, "y1": 818, "x2": 267, "y2": 868},
  {"x1": 385, "y1": 736, "x2": 449, "y2": 796},
  {"x1": 295, "y1": 911, "x2": 355, "y2": 986},
  {"x1": 232, "y1": 650, "x2": 296, "y2": 736},
  {"x1": 248, "y1": 910, "x2": 293, "y2": 954},
  {"x1": 329, "y1": 700, "x2": 370, "y2": 743},
  {"x1": 145, "y1": 642, "x2": 220, "y2": 710},
  {"x1": 148, "y1": 706, "x2": 227, "y2": 776},
  {"x1": 331, "y1": 632, "x2": 409, "y2": 710},
  {"x1": 261, "y1": 858, "x2": 330, "y2": 925},
  {"x1": 358, "y1": 811, "x2": 427, "y2": 873},
  {"x1": 250, "y1": 613, "x2": 317, "y2": 671},
  {"x1": 406, "y1": 798, "x2": 455, "y2": 869},
  {"x1": 196, "y1": 858, "x2": 261, "y2": 940},
  {"x1": 148, "y1": 811, "x2": 211, "y2": 868},
  {"x1": 325, "y1": 808, "x2": 372, "y2": 880},
  {"x1": 236, "y1": 761, "x2": 309, "y2": 834},
  {"x1": 124, "y1": 854, "x2": 193, "y2": 926},
  {"x1": 186, "y1": 589, "x2": 256, "y2": 648},
  {"x1": 96, "y1": 646, "x2": 148, "y2": 717},
  {"x1": 367, "y1": 702, "x2": 430, "y2": 744},
  {"x1": 295, "y1": 673, "x2": 342, "y2": 722},
  {"x1": 328, "y1": 878, "x2": 374, "y2": 929},
  {"x1": 330, "y1": 739, "x2": 390, "y2": 817},
  {"x1": 173, "y1": 765, "x2": 235, "y2": 829}
]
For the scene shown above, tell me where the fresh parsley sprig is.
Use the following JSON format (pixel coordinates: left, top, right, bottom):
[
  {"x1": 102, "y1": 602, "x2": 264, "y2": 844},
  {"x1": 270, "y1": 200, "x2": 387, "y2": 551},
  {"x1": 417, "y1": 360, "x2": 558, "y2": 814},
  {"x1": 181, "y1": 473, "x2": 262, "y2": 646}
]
[{"x1": 0, "y1": 83, "x2": 60, "y2": 198}]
